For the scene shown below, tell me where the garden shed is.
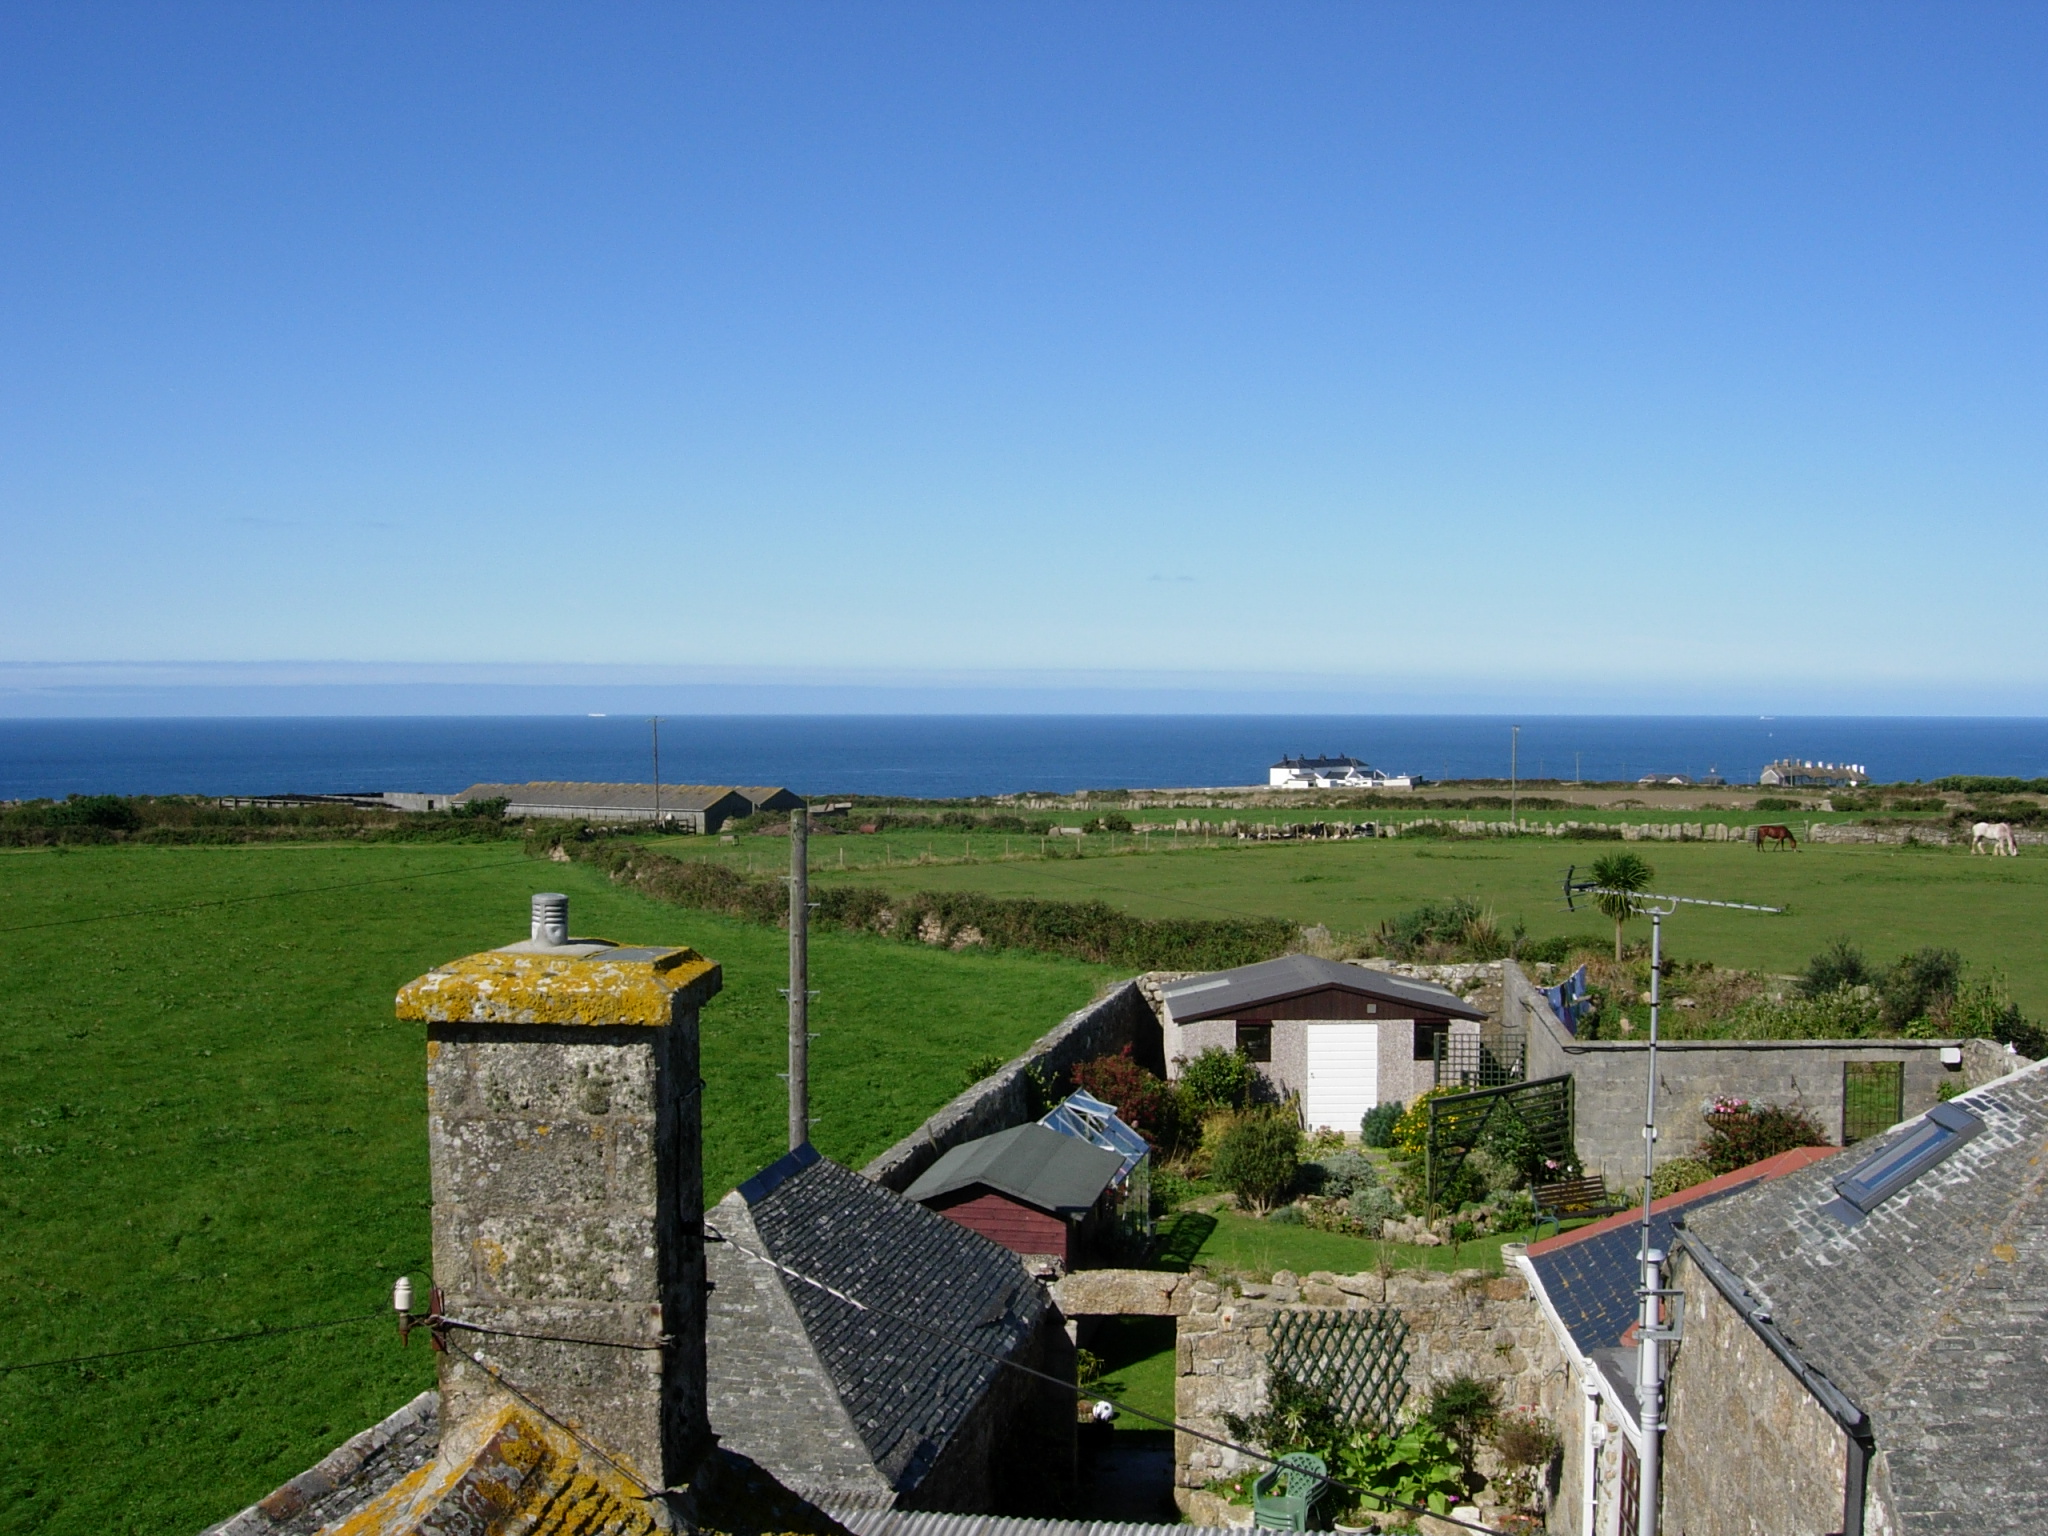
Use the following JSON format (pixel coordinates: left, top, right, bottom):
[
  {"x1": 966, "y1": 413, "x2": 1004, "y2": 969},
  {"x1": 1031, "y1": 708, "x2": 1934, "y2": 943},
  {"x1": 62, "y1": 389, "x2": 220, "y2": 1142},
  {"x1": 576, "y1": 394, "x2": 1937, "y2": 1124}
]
[
  {"x1": 904, "y1": 1122, "x2": 1126, "y2": 1266},
  {"x1": 1161, "y1": 956, "x2": 1485, "y2": 1134}
]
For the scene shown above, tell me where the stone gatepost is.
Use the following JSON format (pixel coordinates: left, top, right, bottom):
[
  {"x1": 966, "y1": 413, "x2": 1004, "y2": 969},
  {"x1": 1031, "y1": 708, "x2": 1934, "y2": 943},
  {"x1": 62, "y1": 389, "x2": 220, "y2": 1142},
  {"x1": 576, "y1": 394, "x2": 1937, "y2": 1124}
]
[{"x1": 396, "y1": 894, "x2": 722, "y2": 1497}]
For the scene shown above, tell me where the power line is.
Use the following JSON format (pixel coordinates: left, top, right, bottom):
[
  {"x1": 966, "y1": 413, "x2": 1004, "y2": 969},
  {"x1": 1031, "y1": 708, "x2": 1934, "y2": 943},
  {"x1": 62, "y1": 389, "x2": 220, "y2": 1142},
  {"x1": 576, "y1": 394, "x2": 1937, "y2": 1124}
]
[
  {"x1": 0, "y1": 1311, "x2": 387, "y2": 1375},
  {"x1": 0, "y1": 856, "x2": 533, "y2": 935},
  {"x1": 705, "y1": 1223, "x2": 1510, "y2": 1535}
]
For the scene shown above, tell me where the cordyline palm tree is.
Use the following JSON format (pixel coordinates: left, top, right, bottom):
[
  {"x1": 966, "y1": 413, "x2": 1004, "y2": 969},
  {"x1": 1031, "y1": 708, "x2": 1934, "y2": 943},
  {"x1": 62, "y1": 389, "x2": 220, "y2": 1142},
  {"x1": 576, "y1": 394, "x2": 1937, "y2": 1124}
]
[{"x1": 1590, "y1": 852, "x2": 1655, "y2": 961}]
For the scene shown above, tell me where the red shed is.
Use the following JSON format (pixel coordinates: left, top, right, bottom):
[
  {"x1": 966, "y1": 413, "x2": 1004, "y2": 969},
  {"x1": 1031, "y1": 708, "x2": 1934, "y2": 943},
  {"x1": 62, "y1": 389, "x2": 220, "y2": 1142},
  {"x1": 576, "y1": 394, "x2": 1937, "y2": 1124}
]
[{"x1": 904, "y1": 1123, "x2": 1126, "y2": 1267}]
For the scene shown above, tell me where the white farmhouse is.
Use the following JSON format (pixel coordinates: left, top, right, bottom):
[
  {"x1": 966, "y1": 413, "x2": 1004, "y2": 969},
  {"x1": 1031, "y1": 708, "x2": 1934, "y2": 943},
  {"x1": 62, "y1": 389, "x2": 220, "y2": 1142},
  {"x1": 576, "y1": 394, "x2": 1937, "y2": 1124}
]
[{"x1": 1268, "y1": 753, "x2": 1414, "y2": 790}]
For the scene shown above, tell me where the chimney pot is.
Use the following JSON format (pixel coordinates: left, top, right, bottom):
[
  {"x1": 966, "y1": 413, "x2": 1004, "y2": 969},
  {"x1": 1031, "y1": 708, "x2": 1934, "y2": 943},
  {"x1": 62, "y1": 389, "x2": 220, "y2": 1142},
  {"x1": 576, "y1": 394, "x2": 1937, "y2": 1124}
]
[{"x1": 532, "y1": 892, "x2": 569, "y2": 946}]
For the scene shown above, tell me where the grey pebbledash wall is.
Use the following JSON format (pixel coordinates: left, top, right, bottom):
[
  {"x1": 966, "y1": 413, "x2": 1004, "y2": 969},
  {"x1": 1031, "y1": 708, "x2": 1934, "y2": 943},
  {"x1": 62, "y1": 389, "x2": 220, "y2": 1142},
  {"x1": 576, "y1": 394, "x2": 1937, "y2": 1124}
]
[
  {"x1": 863, "y1": 980, "x2": 1159, "y2": 1193},
  {"x1": 1506, "y1": 962, "x2": 1964, "y2": 1177}
]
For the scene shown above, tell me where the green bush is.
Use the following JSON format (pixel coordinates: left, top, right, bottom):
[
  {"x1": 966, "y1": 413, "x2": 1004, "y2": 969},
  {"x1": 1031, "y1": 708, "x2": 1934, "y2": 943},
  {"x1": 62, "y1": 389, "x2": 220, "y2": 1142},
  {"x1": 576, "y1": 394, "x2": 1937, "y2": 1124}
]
[
  {"x1": 1176, "y1": 1046, "x2": 1256, "y2": 1113},
  {"x1": 1211, "y1": 1111, "x2": 1302, "y2": 1214},
  {"x1": 1303, "y1": 1150, "x2": 1378, "y2": 1200},
  {"x1": 1699, "y1": 1100, "x2": 1828, "y2": 1175},
  {"x1": 1720, "y1": 985, "x2": 1883, "y2": 1040},
  {"x1": 1333, "y1": 1421, "x2": 1466, "y2": 1519},
  {"x1": 1149, "y1": 1165, "x2": 1200, "y2": 1215},
  {"x1": 1882, "y1": 946, "x2": 1964, "y2": 1032},
  {"x1": 1347, "y1": 1185, "x2": 1402, "y2": 1230},
  {"x1": 959, "y1": 1052, "x2": 1007, "y2": 1090},
  {"x1": 1265, "y1": 1203, "x2": 1307, "y2": 1225},
  {"x1": 1753, "y1": 796, "x2": 1799, "y2": 811},
  {"x1": 1360, "y1": 1100, "x2": 1403, "y2": 1148},
  {"x1": 1651, "y1": 1157, "x2": 1715, "y2": 1197},
  {"x1": 1799, "y1": 938, "x2": 1872, "y2": 999},
  {"x1": 1423, "y1": 1373, "x2": 1500, "y2": 1472},
  {"x1": 1224, "y1": 1370, "x2": 1342, "y2": 1458}
]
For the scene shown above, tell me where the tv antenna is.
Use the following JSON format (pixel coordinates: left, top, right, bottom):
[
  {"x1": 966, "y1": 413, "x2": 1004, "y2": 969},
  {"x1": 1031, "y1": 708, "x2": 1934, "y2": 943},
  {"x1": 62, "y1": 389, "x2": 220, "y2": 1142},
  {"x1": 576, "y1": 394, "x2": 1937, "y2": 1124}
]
[
  {"x1": 1563, "y1": 867, "x2": 1785, "y2": 916},
  {"x1": 1556, "y1": 866, "x2": 1782, "y2": 1536}
]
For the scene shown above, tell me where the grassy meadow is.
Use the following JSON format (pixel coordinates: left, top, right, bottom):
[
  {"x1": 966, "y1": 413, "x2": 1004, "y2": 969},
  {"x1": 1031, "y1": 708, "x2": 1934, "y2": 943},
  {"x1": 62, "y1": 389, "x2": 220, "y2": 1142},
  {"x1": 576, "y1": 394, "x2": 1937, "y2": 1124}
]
[
  {"x1": 755, "y1": 833, "x2": 2048, "y2": 1013},
  {"x1": 0, "y1": 842, "x2": 1110, "y2": 1536}
]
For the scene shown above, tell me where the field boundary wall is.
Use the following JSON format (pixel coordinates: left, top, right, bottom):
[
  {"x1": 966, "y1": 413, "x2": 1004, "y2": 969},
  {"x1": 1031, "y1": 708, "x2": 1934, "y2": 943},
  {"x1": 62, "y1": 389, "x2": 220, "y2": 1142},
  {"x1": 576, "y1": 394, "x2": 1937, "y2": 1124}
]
[{"x1": 863, "y1": 980, "x2": 1161, "y2": 1192}]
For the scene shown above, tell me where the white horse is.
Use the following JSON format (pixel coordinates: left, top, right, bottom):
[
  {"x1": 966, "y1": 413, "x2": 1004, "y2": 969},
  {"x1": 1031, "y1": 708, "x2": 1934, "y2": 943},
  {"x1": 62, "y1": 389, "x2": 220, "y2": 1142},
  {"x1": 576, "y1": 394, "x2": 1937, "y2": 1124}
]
[{"x1": 1972, "y1": 821, "x2": 2019, "y2": 856}]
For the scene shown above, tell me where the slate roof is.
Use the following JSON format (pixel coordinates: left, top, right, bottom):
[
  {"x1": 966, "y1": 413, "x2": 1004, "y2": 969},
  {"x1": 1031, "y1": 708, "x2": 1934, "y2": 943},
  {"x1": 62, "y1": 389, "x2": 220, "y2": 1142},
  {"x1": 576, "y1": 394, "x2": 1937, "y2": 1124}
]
[
  {"x1": 1161, "y1": 954, "x2": 1485, "y2": 1023},
  {"x1": 1678, "y1": 1059, "x2": 2048, "y2": 1535},
  {"x1": 456, "y1": 780, "x2": 749, "y2": 814},
  {"x1": 710, "y1": 1144, "x2": 1047, "y2": 1501},
  {"x1": 1524, "y1": 1147, "x2": 1836, "y2": 1358},
  {"x1": 903, "y1": 1124, "x2": 1126, "y2": 1216}
]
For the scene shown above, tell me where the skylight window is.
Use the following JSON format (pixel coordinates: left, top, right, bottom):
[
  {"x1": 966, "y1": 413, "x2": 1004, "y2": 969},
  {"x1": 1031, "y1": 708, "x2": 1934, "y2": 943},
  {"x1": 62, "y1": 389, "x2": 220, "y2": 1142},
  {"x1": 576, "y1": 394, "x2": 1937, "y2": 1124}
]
[{"x1": 1822, "y1": 1101, "x2": 1983, "y2": 1226}]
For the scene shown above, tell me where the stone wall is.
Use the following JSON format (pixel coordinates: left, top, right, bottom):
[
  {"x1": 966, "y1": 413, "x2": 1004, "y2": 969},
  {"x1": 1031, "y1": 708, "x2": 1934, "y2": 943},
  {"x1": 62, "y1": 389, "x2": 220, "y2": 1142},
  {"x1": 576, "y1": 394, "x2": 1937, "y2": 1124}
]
[
  {"x1": 1663, "y1": 1253, "x2": 1850, "y2": 1536},
  {"x1": 1508, "y1": 961, "x2": 1965, "y2": 1177},
  {"x1": 863, "y1": 979, "x2": 1159, "y2": 1192},
  {"x1": 1172, "y1": 1266, "x2": 1570, "y2": 1498}
]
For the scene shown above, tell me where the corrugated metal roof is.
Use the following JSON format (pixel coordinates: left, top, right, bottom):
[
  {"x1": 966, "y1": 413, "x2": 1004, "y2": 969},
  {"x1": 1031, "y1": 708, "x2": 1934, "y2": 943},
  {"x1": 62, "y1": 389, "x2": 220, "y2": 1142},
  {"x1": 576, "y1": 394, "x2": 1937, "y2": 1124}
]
[
  {"x1": 1161, "y1": 954, "x2": 1484, "y2": 1023},
  {"x1": 902, "y1": 1123, "x2": 1125, "y2": 1215},
  {"x1": 822, "y1": 1505, "x2": 1236, "y2": 1536}
]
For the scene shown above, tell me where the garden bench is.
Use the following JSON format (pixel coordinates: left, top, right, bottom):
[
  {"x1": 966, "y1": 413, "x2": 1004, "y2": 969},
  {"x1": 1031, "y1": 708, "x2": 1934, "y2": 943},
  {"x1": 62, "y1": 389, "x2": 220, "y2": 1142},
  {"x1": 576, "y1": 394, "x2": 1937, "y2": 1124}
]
[{"x1": 1532, "y1": 1176, "x2": 1625, "y2": 1236}]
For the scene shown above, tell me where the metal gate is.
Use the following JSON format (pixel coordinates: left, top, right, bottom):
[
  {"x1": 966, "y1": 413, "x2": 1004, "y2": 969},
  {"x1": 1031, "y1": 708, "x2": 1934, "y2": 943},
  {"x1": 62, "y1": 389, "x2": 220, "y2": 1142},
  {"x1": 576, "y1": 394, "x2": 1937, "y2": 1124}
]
[
  {"x1": 1843, "y1": 1061, "x2": 1905, "y2": 1144},
  {"x1": 1423, "y1": 1074, "x2": 1575, "y2": 1214}
]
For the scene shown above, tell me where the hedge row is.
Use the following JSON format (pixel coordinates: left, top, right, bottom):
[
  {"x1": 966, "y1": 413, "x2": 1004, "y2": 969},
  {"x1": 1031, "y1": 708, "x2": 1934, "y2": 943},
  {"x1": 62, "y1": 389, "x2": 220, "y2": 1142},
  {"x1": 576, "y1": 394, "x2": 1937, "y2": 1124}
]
[{"x1": 568, "y1": 840, "x2": 1294, "y2": 971}]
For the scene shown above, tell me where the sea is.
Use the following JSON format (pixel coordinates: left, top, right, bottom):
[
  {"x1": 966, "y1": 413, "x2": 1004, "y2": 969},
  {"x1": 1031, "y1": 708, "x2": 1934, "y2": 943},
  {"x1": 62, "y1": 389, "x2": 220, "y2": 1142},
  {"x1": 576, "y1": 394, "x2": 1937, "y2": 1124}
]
[{"x1": 4, "y1": 715, "x2": 2048, "y2": 802}]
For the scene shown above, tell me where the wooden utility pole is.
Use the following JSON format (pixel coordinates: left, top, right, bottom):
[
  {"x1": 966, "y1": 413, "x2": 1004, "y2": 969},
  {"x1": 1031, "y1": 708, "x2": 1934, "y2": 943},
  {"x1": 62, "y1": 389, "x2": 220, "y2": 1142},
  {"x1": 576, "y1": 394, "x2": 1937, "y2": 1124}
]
[
  {"x1": 787, "y1": 803, "x2": 809, "y2": 1150},
  {"x1": 650, "y1": 717, "x2": 662, "y2": 827},
  {"x1": 1510, "y1": 724, "x2": 1520, "y2": 831}
]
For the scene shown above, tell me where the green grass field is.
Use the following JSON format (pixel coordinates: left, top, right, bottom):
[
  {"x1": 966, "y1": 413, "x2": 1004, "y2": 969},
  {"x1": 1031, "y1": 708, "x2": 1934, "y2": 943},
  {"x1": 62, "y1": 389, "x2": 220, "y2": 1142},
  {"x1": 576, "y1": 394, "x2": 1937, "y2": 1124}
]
[
  {"x1": 0, "y1": 842, "x2": 1110, "y2": 1536},
  {"x1": 1084, "y1": 1314, "x2": 1178, "y2": 1429},
  {"x1": 777, "y1": 835, "x2": 2048, "y2": 1014}
]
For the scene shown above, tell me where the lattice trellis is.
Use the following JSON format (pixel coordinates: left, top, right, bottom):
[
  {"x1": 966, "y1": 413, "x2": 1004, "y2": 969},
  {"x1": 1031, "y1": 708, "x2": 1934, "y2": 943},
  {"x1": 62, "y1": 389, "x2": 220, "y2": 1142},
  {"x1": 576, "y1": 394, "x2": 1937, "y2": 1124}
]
[{"x1": 1269, "y1": 1308, "x2": 1410, "y2": 1430}]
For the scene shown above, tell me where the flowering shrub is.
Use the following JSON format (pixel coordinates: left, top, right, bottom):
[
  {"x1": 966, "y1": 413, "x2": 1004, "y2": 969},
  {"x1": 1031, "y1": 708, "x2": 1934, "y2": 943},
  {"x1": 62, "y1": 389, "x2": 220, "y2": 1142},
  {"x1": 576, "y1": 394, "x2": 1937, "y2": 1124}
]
[
  {"x1": 1073, "y1": 1046, "x2": 1179, "y2": 1148},
  {"x1": 1699, "y1": 1099, "x2": 1827, "y2": 1175}
]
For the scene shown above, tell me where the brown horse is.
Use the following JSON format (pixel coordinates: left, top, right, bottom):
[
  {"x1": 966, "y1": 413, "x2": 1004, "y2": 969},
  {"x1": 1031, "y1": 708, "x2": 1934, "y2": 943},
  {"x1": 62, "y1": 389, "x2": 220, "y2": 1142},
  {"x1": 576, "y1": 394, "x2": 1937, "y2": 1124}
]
[{"x1": 1755, "y1": 823, "x2": 1799, "y2": 851}]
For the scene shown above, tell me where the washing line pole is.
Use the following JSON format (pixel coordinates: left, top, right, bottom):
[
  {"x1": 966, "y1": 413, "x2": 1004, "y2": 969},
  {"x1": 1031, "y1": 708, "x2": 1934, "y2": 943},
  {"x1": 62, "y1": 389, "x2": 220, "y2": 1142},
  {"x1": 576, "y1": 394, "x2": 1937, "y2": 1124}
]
[{"x1": 650, "y1": 718, "x2": 661, "y2": 827}]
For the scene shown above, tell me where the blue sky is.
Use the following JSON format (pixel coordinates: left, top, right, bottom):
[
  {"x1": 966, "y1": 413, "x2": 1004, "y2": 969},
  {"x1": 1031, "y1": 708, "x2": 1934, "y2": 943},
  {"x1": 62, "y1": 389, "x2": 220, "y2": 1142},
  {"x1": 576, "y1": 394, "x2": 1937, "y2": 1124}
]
[{"x1": 3, "y1": 5, "x2": 2046, "y2": 714}]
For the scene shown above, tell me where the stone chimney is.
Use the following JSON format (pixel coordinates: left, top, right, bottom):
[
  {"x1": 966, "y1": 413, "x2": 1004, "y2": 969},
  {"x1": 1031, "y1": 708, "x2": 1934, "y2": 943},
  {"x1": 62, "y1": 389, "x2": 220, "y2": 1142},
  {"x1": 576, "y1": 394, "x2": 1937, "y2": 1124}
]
[{"x1": 395, "y1": 895, "x2": 722, "y2": 1496}]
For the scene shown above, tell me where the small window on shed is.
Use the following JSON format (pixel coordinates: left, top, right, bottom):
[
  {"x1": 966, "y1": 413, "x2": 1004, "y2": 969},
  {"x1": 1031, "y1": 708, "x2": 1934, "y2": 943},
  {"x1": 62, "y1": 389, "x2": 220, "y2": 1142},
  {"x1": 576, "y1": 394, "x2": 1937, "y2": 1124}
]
[
  {"x1": 1236, "y1": 1022, "x2": 1272, "y2": 1062},
  {"x1": 1413, "y1": 1020, "x2": 1448, "y2": 1061}
]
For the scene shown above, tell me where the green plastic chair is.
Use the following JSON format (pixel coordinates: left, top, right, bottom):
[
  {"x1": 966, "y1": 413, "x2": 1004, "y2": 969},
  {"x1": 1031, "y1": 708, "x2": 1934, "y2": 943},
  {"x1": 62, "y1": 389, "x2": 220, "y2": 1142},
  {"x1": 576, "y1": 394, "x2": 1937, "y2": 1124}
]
[{"x1": 1252, "y1": 1451, "x2": 1330, "y2": 1531}]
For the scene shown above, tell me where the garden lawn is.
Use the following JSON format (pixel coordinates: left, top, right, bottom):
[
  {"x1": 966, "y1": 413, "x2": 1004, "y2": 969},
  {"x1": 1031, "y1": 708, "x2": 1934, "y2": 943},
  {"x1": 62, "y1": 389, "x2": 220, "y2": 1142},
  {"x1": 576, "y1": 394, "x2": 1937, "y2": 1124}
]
[
  {"x1": 1084, "y1": 1315, "x2": 1179, "y2": 1430},
  {"x1": 0, "y1": 842, "x2": 1110, "y2": 1536},
  {"x1": 1157, "y1": 1209, "x2": 1545, "y2": 1280}
]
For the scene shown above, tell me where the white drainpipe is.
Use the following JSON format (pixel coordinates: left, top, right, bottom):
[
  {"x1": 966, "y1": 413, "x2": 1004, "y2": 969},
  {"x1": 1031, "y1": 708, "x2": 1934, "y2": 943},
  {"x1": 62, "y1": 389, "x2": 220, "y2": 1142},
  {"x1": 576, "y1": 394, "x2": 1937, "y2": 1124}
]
[{"x1": 1581, "y1": 1377, "x2": 1605, "y2": 1536}]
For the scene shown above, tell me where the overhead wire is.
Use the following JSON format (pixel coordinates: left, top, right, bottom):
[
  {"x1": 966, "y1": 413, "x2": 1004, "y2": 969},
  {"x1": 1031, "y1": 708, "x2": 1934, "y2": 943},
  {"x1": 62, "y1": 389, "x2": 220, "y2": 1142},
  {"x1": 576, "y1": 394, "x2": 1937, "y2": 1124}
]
[{"x1": 704, "y1": 1222, "x2": 1510, "y2": 1536}]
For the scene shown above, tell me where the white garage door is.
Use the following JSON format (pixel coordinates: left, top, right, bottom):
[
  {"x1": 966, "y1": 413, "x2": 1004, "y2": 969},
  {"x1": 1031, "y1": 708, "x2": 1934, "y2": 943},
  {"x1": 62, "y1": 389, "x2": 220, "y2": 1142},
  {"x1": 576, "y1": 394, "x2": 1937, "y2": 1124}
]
[{"x1": 1305, "y1": 1022, "x2": 1380, "y2": 1135}]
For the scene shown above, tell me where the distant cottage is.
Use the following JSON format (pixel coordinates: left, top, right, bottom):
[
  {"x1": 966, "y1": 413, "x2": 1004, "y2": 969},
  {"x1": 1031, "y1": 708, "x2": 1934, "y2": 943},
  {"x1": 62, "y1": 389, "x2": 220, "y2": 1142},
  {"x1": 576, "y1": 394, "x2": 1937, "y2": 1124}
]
[
  {"x1": 1267, "y1": 754, "x2": 1414, "y2": 790},
  {"x1": 1758, "y1": 759, "x2": 1869, "y2": 788}
]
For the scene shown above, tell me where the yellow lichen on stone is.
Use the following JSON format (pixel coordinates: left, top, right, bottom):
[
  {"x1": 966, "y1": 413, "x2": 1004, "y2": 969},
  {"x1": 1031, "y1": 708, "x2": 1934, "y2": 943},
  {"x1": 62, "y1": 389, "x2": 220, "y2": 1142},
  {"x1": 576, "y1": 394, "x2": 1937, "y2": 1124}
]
[
  {"x1": 318, "y1": 1403, "x2": 658, "y2": 1536},
  {"x1": 395, "y1": 945, "x2": 720, "y2": 1027}
]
